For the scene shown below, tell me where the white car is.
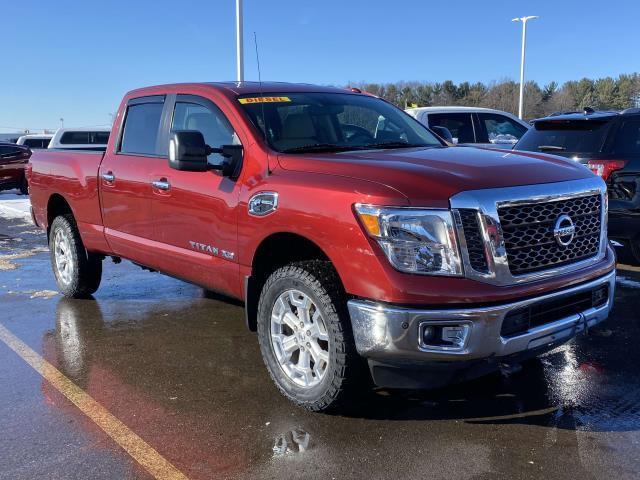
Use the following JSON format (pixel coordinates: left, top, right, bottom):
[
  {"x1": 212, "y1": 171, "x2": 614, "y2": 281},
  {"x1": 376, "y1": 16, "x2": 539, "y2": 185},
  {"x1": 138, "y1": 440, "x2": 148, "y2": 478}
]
[
  {"x1": 16, "y1": 134, "x2": 53, "y2": 149},
  {"x1": 405, "y1": 106, "x2": 530, "y2": 148},
  {"x1": 48, "y1": 127, "x2": 110, "y2": 150}
]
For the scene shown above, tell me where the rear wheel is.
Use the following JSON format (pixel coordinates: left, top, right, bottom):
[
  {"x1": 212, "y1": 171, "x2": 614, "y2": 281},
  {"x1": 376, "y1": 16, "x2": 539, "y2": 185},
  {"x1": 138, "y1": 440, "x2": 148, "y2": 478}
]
[
  {"x1": 49, "y1": 215, "x2": 102, "y2": 298},
  {"x1": 257, "y1": 261, "x2": 365, "y2": 411}
]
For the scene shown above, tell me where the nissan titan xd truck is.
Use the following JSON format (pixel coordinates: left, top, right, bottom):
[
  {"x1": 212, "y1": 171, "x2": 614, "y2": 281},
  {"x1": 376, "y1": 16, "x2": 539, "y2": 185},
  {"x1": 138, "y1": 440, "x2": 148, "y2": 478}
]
[{"x1": 28, "y1": 82, "x2": 616, "y2": 411}]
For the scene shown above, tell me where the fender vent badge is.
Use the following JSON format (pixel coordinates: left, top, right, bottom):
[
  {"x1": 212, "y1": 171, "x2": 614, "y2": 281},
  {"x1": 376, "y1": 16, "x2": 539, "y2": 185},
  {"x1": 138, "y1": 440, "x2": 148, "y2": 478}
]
[{"x1": 249, "y1": 192, "x2": 278, "y2": 216}]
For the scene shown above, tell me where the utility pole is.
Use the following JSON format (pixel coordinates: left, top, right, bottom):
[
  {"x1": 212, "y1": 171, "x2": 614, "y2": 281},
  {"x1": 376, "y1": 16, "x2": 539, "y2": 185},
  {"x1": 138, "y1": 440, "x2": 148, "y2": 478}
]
[
  {"x1": 512, "y1": 16, "x2": 538, "y2": 119},
  {"x1": 236, "y1": 0, "x2": 244, "y2": 82}
]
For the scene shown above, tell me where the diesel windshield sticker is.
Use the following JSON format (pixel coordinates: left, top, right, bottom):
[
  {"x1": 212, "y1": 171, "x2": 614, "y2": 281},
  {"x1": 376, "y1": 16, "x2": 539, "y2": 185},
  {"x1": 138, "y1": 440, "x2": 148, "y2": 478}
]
[{"x1": 238, "y1": 96, "x2": 291, "y2": 104}]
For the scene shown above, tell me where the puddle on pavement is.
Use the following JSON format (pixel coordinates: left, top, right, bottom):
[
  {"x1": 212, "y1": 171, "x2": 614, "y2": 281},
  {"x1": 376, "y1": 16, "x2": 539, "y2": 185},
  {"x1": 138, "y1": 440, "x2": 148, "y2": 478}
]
[
  {"x1": 0, "y1": 246, "x2": 49, "y2": 271},
  {"x1": 0, "y1": 252, "x2": 36, "y2": 270}
]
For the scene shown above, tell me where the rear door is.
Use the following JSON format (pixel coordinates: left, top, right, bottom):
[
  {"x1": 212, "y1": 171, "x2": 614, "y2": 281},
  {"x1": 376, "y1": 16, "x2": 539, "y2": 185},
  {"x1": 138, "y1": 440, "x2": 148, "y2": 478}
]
[
  {"x1": 148, "y1": 94, "x2": 243, "y2": 295},
  {"x1": 426, "y1": 112, "x2": 476, "y2": 145},
  {"x1": 99, "y1": 95, "x2": 167, "y2": 260}
]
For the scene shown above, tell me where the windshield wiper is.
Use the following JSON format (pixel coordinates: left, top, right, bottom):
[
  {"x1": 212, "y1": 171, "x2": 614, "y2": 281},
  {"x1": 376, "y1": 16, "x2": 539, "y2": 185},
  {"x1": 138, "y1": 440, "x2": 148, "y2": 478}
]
[
  {"x1": 360, "y1": 141, "x2": 429, "y2": 150},
  {"x1": 537, "y1": 145, "x2": 566, "y2": 152},
  {"x1": 281, "y1": 143, "x2": 362, "y2": 153}
]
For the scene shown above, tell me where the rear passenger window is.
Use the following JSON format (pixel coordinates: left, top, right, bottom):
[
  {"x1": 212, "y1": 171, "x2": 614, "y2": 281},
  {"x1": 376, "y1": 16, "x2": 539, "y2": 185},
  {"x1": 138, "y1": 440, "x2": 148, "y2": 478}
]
[
  {"x1": 613, "y1": 119, "x2": 640, "y2": 155},
  {"x1": 120, "y1": 102, "x2": 164, "y2": 155},
  {"x1": 428, "y1": 113, "x2": 475, "y2": 144}
]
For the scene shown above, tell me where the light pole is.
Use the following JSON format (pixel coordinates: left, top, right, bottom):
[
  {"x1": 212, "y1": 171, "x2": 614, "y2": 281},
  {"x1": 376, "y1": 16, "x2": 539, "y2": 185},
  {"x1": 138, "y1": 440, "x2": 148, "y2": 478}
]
[
  {"x1": 59, "y1": 118, "x2": 64, "y2": 129},
  {"x1": 236, "y1": 0, "x2": 244, "y2": 82},
  {"x1": 512, "y1": 16, "x2": 538, "y2": 119}
]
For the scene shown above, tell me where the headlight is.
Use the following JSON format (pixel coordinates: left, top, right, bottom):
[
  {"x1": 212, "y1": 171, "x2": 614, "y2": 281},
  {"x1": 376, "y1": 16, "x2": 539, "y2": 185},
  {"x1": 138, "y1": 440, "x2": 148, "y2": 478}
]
[{"x1": 355, "y1": 204, "x2": 462, "y2": 276}]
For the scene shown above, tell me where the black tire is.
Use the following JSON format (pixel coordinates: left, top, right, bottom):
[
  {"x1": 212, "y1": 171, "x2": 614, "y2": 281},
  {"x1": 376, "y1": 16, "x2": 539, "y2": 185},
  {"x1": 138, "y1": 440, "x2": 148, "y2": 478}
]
[
  {"x1": 49, "y1": 214, "x2": 102, "y2": 298},
  {"x1": 257, "y1": 260, "x2": 367, "y2": 412},
  {"x1": 19, "y1": 177, "x2": 28, "y2": 195}
]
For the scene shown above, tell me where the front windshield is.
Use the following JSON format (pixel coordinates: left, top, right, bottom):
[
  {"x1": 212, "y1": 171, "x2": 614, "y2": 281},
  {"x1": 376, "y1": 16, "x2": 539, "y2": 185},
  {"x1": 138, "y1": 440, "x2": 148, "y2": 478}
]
[{"x1": 238, "y1": 92, "x2": 443, "y2": 153}]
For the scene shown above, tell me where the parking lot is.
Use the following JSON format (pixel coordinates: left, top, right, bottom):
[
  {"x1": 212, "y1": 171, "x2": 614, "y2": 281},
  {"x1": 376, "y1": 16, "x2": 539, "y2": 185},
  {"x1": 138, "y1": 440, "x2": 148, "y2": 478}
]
[{"x1": 1, "y1": 199, "x2": 640, "y2": 480}]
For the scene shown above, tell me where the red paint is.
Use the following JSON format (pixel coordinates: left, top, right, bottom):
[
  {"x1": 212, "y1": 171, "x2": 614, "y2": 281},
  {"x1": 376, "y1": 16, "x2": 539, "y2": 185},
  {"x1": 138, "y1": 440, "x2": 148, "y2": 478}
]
[{"x1": 29, "y1": 82, "x2": 614, "y2": 306}]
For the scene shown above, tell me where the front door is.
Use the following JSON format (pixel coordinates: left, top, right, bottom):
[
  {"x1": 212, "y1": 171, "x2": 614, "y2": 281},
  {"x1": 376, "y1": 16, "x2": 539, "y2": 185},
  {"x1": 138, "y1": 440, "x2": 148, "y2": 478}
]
[
  {"x1": 149, "y1": 94, "x2": 243, "y2": 296},
  {"x1": 99, "y1": 95, "x2": 166, "y2": 261}
]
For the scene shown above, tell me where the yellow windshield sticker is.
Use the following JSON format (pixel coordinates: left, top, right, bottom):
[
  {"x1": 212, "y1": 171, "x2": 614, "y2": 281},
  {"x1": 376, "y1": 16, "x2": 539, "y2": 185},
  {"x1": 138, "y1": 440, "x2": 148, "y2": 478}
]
[{"x1": 238, "y1": 96, "x2": 291, "y2": 104}]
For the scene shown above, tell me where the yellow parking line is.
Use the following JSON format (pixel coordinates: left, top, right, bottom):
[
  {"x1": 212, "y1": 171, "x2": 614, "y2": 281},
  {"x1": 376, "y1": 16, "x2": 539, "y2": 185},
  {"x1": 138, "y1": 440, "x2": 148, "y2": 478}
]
[{"x1": 0, "y1": 323, "x2": 189, "y2": 480}]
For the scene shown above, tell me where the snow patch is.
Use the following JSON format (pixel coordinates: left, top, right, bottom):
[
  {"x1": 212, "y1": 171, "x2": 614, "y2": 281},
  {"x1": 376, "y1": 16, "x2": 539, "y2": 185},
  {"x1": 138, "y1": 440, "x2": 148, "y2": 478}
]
[{"x1": 0, "y1": 193, "x2": 32, "y2": 221}]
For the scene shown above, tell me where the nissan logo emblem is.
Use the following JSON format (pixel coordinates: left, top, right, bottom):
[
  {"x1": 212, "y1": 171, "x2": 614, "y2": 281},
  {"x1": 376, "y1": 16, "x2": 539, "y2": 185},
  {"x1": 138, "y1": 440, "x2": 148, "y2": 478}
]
[{"x1": 553, "y1": 214, "x2": 575, "y2": 246}]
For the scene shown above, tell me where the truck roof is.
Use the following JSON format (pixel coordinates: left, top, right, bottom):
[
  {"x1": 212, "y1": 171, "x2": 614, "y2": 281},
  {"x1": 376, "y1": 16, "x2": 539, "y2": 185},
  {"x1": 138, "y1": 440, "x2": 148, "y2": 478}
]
[{"x1": 126, "y1": 82, "x2": 354, "y2": 98}]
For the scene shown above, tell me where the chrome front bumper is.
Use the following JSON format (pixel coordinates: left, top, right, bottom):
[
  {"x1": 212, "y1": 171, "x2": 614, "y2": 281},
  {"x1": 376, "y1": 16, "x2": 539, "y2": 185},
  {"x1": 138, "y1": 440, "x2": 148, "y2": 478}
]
[{"x1": 347, "y1": 270, "x2": 615, "y2": 365}]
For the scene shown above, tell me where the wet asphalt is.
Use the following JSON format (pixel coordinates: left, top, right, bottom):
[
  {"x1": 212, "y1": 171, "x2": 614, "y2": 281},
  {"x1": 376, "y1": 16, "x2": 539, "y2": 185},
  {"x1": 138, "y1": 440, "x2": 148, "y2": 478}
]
[{"x1": 1, "y1": 214, "x2": 640, "y2": 480}]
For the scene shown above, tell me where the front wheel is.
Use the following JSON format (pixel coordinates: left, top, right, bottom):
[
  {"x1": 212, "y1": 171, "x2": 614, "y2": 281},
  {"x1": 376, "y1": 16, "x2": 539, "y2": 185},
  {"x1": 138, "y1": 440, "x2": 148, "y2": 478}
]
[
  {"x1": 257, "y1": 261, "x2": 366, "y2": 412},
  {"x1": 49, "y1": 215, "x2": 102, "y2": 298}
]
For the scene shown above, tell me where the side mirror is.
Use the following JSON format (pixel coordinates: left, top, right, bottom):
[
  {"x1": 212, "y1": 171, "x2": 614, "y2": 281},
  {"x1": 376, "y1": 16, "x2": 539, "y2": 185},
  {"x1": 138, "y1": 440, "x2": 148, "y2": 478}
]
[
  {"x1": 169, "y1": 130, "x2": 243, "y2": 178},
  {"x1": 430, "y1": 126, "x2": 454, "y2": 145},
  {"x1": 169, "y1": 130, "x2": 209, "y2": 172}
]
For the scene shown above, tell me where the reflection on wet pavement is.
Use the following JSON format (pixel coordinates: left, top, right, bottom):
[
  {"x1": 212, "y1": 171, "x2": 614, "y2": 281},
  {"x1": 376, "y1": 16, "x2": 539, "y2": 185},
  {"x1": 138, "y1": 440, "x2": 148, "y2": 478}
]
[
  {"x1": 273, "y1": 428, "x2": 311, "y2": 456},
  {"x1": 2, "y1": 216, "x2": 640, "y2": 479}
]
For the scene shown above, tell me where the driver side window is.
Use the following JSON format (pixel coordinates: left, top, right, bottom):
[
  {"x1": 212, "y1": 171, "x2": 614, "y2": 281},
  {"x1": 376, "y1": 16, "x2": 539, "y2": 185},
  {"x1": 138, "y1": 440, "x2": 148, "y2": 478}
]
[{"x1": 171, "y1": 102, "x2": 238, "y2": 165}]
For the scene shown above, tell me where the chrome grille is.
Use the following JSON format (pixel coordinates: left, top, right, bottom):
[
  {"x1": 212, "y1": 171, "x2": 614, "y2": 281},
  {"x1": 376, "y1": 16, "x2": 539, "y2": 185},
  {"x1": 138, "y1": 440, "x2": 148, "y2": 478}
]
[
  {"x1": 458, "y1": 209, "x2": 489, "y2": 273},
  {"x1": 498, "y1": 194, "x2": 601, "y2": 275}
]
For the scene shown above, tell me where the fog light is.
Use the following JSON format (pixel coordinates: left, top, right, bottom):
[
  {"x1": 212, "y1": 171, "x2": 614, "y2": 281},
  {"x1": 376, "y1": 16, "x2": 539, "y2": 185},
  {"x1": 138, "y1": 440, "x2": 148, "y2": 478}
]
[
  {"x1": 419, "y1": 323, "x2": 471, "y2": 351},
  {"x1": 422, "y1": 326, "x2": 436, "y2": 344}
]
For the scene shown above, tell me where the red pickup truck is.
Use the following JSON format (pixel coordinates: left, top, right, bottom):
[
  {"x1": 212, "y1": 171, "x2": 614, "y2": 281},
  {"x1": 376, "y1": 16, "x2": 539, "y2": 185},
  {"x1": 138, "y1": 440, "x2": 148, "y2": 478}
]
[{"x1": 29, "y1": 82, "x2": 616, "y2": 411}]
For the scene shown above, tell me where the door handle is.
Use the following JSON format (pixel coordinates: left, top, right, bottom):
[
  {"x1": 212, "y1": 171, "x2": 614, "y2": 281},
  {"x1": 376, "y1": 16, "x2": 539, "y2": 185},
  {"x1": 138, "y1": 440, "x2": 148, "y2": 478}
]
[
  {"x1": 152, "y1": 179, "x2": 171, "y2": 191},
  {"x1": 102, "y1": 172, "x2": 115, "y2": 183}
]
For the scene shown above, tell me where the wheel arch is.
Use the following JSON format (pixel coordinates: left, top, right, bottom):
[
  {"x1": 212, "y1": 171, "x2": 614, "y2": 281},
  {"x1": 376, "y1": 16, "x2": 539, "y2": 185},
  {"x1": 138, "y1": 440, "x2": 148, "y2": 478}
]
[
  {"x1": 245, "y1": 232, "x2": 344, "y2": 332},
  {"x1": 46, "y1": 193, "x2": 74, "y2": 238}
]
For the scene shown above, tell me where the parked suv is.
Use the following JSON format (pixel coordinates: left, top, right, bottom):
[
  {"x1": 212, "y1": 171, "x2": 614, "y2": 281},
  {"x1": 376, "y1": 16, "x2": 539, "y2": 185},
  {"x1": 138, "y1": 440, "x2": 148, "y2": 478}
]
[
  {"x1": 29, "y1": 83, "x2": 615, "y2": 411},
  {"x1": 405, "y1": 106, "x2": 530, "y2": 147},
  {"x1": 0, "y1": 142, "x2": 31, "y2": 194},
  {"x1": 515, "y1": 108, "x2": 640, "y2": 262}
]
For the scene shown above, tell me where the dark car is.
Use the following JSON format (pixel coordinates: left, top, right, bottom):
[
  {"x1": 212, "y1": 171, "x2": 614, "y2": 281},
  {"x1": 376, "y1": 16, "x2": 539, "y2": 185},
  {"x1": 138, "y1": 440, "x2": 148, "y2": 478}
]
[
  {"x1": 0, "y1": 142, "x2": 32, "y2": 194},
  {"x1": 515, "y1": 108, "x2": 640, "y2": 262}
]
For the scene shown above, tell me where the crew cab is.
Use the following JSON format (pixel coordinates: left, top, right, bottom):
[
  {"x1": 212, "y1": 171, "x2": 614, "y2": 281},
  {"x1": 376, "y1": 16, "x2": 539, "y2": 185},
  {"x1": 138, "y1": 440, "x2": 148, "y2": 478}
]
[{"x1": 28, "y1": 82, "x2": 616, "y2": 411}]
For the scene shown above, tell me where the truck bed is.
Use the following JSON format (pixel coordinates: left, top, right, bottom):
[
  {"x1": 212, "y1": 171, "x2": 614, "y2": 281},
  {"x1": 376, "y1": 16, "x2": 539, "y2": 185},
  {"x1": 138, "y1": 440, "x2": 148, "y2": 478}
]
[{"x1": 29, "y1": 149, "x2": 109, "y2": 252}]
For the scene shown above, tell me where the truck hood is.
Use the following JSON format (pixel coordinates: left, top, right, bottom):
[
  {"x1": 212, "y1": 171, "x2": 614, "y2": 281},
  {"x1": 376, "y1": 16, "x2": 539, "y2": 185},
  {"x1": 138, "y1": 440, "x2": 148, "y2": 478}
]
[{"x1": 278, "y1": 146, "x2": 593, "y2": 207}]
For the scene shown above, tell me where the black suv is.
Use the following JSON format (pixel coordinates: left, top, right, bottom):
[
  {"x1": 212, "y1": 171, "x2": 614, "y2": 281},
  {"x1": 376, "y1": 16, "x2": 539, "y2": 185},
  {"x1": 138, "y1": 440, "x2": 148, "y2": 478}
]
[{"x1": 515, "y1": 108, "x2": 640, "y2": 262}]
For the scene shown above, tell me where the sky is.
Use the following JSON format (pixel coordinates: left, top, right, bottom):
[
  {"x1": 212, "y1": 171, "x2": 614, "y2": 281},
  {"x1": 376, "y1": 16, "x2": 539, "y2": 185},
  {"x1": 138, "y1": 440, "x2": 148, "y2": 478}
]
[{"x1": 2, "y1": 0, "x2": 639, "y2": 132}]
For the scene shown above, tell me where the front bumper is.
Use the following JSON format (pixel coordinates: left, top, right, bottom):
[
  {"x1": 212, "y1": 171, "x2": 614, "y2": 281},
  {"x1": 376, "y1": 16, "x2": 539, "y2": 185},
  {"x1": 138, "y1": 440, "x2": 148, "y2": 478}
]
[{"x1": 347, "y1": 269, "x2": 615, "y2": 372}]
